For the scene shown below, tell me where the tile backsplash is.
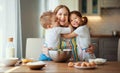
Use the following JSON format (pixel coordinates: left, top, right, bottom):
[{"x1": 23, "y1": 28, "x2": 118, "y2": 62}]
[{"x1": 88, "y1": 8, "x2": 120, "y2": 35}]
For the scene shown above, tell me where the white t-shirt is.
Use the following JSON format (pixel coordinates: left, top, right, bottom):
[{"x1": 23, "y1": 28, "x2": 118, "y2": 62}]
[
  {"x1": 74, "y1": 25, "x2": 91, "y2": 49},
  {"x1": 74, "y1": 25, "x2": 96, "y2": 61},
  {"x1": 45, "y1": 27, "x2": 71, "y2": 49}
]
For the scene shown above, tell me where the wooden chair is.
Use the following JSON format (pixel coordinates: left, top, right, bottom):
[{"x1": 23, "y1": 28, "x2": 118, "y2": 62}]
[{"x1": 25, "y1": 38, "x2": 44, "y2": 60}]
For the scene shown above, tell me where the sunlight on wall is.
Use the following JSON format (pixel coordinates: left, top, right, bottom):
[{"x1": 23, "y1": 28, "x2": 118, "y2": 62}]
[{"x1": 87, "y1": 16, "x2": 102, "y2": 21}]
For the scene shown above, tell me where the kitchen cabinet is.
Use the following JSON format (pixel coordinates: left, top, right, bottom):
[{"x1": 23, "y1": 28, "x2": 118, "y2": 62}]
[
  {"x1": 79, "y1": 0, "x2": 101, "y2": 16},
  {"x1": 91, "y1": 37, "x2": 119, "y2": 61},
  {"x1": 101, "y1": 0, "x2": 120, "y2": 8},
  {"x1": 99, "y1": 38, "x2": 119, "y2": 61}
]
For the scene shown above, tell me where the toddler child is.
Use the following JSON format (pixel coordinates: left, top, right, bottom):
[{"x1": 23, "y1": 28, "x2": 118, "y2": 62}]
[{"x1": 39, "y1": 11, "x2": 71, "y2": 61}]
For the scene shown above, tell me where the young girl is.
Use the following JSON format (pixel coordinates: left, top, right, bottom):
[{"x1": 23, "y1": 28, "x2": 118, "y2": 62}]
[{"x1": 62, "y1": 11, "x2": 96, "y2": 61}]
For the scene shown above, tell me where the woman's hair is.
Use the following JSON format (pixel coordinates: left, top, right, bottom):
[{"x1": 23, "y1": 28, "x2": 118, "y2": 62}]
[
  {"x1": 70, "y1": 11, "x2": 88, "y2": 25},
  {"x1": 54, "y1": 5, "x2": 70, "y2": 14},
  {"x1": 53, "y1": 5, "x2": 70, "y2": 22},
  {"x1": 40, "y1": 11, "x2": 55, "y2": 29}
]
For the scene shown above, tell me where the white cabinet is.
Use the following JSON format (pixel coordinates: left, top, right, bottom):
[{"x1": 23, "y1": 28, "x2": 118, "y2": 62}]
[
  {"x1": 79, "y1": 0, "x2": 101, "y2": 16},
  {"x1": 101, "y1": 0, "x2": 120, "y2": 8},
  {"x1": 59, "y1": 0, "x2": 79, "y2": 11}
]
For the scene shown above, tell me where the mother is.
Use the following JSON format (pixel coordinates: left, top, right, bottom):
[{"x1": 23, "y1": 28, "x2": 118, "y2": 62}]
[
  {"x1": 53, "y1": 5, "x2": 79, "y2": 61},
  {"x1": 54, "y1": 5, "x2": 95, "y2": 61}
]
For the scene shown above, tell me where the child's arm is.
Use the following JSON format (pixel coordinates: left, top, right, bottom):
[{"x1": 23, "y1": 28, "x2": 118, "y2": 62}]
[
  {"x1": 62, "y1": 32, "x2": 78, "y2": 39},
  {"x1": 68, "y1": 24, "x2": 74, "y2": 32}
]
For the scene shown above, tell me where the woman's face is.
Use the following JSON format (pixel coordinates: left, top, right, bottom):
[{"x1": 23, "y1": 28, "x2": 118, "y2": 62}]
[
  {"x1": 56, "y1": 8, "x2": 69, "y2": 27},
  {"x1": 70, "y1": 13, "x2": 82, "y2": 28}
]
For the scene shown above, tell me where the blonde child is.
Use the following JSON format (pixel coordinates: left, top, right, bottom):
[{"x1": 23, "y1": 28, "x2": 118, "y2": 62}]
[
  {"x1": 62, "y1": 11, "x2": 96, "y2": 61},
  {"x1": 39, "y1": 11, "x2": 71, "y2": 61}
]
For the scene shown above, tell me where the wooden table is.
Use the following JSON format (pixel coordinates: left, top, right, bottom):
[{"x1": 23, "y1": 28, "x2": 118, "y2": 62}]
[{"x1": 0, "y1": 61, "x2": 120, "y2": 73}]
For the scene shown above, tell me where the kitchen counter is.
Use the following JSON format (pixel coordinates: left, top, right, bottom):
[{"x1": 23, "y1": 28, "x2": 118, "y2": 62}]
[
  {"x1": 91, "y1": 34, "x2": 120, "y2": 38},
  {"x1": 1, "y1": 61, "x2": 120, "y2": 73}
]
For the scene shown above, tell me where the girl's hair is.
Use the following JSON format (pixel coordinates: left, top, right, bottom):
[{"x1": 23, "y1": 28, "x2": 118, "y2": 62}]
[
  {"x1": 40, "y1": 11, "x2": 55, "y2": 29},
  {"x1": 53, "y1": 5, "x2": 70, "y2": 22},
  {"x1": 70, "y1": 11, "x2": 88, "y2": 25},
  {"x1": 82, "y1": 16, "x2": 88, "y2": 25}
]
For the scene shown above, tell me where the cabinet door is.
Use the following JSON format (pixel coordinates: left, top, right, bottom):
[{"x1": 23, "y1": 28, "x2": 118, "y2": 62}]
[
  {"x1": 79, "y1": 0, "x2": 100, "y2": 15},
  {"x1": 101, "y1": 0, "x2": 120, "y2": 8},
  {"x1": 99, "y1": 38, "x2": 118, "y2": 61}
]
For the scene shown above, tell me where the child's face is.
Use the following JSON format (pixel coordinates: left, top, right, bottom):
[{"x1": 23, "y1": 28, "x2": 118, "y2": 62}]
[
  {"x1": 70, "y1": 14, "x2": 82, "y2": 28},
  {"x1": 56, "y1": 8, "x2": 69, "y2": 27},
  {"x1": 51, "y1": 15, "x2": 59, "y2": 27}
]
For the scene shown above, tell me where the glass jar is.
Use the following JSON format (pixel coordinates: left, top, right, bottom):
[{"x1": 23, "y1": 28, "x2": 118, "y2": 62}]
[{"x1": 6, "y1": 37, "x2": 15, "y2": 58}]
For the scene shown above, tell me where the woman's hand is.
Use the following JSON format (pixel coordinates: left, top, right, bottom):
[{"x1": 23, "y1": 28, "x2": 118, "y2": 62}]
[{"x1": 86, "y1": 44, "x2": 95, "y2": 54}]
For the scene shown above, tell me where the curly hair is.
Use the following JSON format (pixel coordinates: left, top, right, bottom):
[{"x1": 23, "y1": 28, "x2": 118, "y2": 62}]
[{"x1": 40, "y1": 11, "x2": 55, "y2": 29}]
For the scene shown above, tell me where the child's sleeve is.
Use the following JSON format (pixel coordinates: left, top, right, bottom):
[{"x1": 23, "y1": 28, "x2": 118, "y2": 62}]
[
  {"x1": 59, "y1": 27, "x2": 71, "y2": 34},
  {"x1": 74, "y1": 26, "x2": 87, "y2": 37}
]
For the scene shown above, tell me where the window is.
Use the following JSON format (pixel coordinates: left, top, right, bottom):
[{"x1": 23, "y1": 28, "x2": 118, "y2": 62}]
[{"x1": 0, "y1": 0, "x2": 22, "y2": 59}]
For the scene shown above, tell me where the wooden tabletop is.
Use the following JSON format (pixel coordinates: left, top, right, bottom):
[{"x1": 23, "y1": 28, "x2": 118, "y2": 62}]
[{"x1": 1, "y1": 61, "x2": 120, "y2": 73}]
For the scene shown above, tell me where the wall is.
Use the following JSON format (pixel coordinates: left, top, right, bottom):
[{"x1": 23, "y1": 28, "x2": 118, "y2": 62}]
[
  {"x1": 20, "y1": 0, "x2": 41, "y2": 57},
  {"x1": 88, "y1": 8, "x2": 120, "y2": 35},
  {"x1": 59, "y1": 0, "x2": 79, "y2": 11},
  {"x1": 20, "y1": 0, "x2": 59, "y2": 58}
]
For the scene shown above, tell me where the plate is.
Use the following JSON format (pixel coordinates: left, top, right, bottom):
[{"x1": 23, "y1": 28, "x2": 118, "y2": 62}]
[
  {"x1": 95, "y1": 58, "x2": 107, "y2": 65},
  {"x1": 89, "y1": 58, "x2": 107, "y2": 65},
  {"x1": 74, "y1": 65, "x2": 97, "y2": 69}
]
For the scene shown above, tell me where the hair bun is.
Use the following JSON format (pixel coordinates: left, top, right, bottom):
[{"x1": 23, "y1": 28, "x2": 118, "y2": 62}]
[{"x1": 82, "y1": 16, "x2": 88, "y2": 25}]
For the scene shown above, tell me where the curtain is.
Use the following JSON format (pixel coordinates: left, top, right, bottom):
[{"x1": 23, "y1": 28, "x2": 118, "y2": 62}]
[
  {"x1": 39, "y1": 0, "x2": 59, "y2": 38},
  {"x1": 16, "y1": 0, "x2": 23, "y2": 59},
  {"x1": 0, "y1": 0, "x2": 22, "y2": 59}
]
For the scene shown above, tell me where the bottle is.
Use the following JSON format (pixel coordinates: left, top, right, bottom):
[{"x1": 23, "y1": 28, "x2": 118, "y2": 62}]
[{"x1": 6, "y1": 37, "x2": 15, "y2": 58}]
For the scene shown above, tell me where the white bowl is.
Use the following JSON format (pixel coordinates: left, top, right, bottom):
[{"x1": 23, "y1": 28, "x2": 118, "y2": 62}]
[
  {"x1": 89, "y1": 58, "x2": 107, "y2": 65},
  {"x1": 1, "y1": 58, "x2": 18, "y2": 66},
  {"x1": 26, "y1": 61, "x2": 46, "y2": 70}
]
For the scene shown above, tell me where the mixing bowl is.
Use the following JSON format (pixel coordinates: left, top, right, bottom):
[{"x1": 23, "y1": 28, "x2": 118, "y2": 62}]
[{"x1": 48, "y1": 49, "x2": 72, "y2": 62}]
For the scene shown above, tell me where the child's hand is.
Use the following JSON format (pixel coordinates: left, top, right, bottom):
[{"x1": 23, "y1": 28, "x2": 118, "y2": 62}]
[
  {"x1": 42, "y1": 46, "x2": 52, "y2": 57},
  {"x1": 86, "y1": 44, "x2": 95, "y2": 54}
]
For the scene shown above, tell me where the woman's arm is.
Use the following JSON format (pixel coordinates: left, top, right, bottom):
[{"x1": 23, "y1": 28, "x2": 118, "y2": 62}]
[{"x1": 62, "y1": 32, "x2": 78, "y2": 39}]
